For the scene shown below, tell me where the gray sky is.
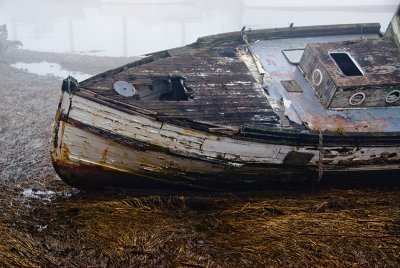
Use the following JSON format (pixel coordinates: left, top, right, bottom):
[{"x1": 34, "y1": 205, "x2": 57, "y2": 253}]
[{"x1": 0, "y1": 0, "x2": 398, "y2": 56}]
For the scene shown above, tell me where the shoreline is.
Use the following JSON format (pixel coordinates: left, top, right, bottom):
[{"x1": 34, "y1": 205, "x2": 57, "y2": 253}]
[{"x1": 1, "y1": 48, "x2": 400, "y2": 267}]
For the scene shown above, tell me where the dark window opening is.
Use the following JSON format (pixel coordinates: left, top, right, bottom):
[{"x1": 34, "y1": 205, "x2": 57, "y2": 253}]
[
  {"x1": 220, "y1": 47, "x2": 237, "y2": 58},
  {"x1": 159, "y1": 77, "x2": 193, "y2": 101},
  {"x1": 125, "y1": 76, "x2": 193, "y2": 101},
  {"x1": 330, "y1": 52, "x2": 363, "y2": 76}
]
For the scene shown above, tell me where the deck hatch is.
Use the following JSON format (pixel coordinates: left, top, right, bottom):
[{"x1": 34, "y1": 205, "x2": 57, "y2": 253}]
[
  {"x1": 281, "y1": 80, "x2": 303, "y2": 92},
  {"x1": 329, "y1": 52, "x2": 363, "y2": 76},
  {"x1": 282, "y1": 49, "x2": 304, "y2": 64}
]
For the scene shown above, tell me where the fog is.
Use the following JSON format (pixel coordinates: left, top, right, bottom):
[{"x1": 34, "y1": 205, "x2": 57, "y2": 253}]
[
  {"x1": 0, "y1": 0, "x2": 398, "y2": 56},
  {"x1": 2, "y1": 2, "x2": 400, "y2": 267}
]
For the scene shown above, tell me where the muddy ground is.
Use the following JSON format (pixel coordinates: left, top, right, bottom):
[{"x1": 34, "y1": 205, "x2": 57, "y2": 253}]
[{"x1": 1, "y1": 48, "x2": 400, "y2": 267}]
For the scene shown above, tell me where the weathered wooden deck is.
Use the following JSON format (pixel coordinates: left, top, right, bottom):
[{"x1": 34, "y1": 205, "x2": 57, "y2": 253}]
[
  {"x1": 78, "y1": 23, "x2": 393, "y2": 133},
  {"x1": 81, "y1": 42, "x2": 279, "y2": 127}
]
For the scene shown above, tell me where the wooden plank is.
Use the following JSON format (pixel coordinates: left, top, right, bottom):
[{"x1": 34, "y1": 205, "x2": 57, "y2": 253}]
[
  {"x1": 281, "y1": 80, "x2": 303, "y2": 93},
  {"x1": 66, "y1": 95, "x2": 292, "y2": 164},
  {"x1": 78, "y1": 38, "x2": 276, "y2": 126}
]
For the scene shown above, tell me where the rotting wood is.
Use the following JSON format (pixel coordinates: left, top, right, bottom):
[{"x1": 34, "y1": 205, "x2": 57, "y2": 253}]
[
  {"x1": 281, "y1": 80, "x2": 303, "y2": 93},
  {"x1": 80, "y1": 44, "x2": 279, "y2": 127},
  {"x1": 299, "y1": 39, "x2": 400, "y2": 108},
  {"x1": 50, "y1": 22, "x2": 400, "y2": 189},
  {"x1": 55, "y1": 93, "x2": 399, "y2": 175},
  {"x1": 196, "y1": 23, "x2": 381, "y2": 46}
]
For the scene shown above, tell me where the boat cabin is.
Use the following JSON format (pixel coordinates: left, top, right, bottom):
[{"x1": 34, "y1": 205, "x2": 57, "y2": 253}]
[{"x1": 299, "y1": 39, "x2": 400, "y2": 109}]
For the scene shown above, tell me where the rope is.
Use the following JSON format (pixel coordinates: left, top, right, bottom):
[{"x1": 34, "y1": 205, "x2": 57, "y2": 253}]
[
  {"x1": 65, "y1": 76, "x2": 74, "y2": 123},
  {"x1": 318, "y1": 130, "x2": 324, "y2": 181}
]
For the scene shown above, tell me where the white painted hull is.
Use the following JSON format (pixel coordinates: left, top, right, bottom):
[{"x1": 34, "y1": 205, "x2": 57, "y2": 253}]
[{"x1": 51, "y1": 92, "x2": 400, "y2": 189}]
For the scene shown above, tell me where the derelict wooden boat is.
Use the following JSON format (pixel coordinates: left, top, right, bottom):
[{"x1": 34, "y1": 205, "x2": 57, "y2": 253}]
[{"x1": 51, "y1": 8, "x2": 400, "y2": 190}]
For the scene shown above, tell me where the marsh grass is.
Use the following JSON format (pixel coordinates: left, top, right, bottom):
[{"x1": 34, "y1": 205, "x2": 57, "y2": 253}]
[
  {"x1": 2, "y1": 188, "x2": 400, "y2": 267},
  {"x1": 1, "y1": 49, "x2": 400, "y2": 267}
]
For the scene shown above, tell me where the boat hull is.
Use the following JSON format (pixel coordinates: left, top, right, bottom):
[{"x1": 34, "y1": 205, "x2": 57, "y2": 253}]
[
  {"x1": 51, "y1": 92, "x2": 400, "y2": 190},
  {"x1": 52, "y1": 124, "x2": 316, "y2": 190}
]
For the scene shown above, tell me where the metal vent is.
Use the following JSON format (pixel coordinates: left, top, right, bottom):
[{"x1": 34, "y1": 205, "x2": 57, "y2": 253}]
[{"x1": 113, "y1": 81, "x2": 136, "y2": 97}]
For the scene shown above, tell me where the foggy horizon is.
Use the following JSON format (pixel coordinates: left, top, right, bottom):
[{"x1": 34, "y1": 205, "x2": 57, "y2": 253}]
[{"x1": 0, "y1": 0, "x2": 398, "y2": 57}]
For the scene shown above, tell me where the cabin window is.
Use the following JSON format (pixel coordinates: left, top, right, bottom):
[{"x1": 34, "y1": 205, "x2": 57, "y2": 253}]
[
  {"x1": 349, "y1": 92, "x2": 366, "y2": 106},
  {"x1": 329, "y1": 52, "x2": 363, "y2": 76},
  {"x1": 282, "y1": 49, "x2": 304, "y2": 64},
  {"x1": 312, "y1": 69, "x2": 323, "y2": 86},
  {"x1": 386, "y1": 90, "x2": 400, "y2": 103}
]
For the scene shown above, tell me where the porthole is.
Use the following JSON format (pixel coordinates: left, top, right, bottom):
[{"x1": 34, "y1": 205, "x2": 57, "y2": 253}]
[
  {"x1": 386, "y1": 90, "x2": 400, "y2": 104},
  {"x1": 312, "y1": 69, "x2": 322, "y2": 86},
  {"x1": 349, "y1": 92, "x2": 366, "y2": 106}
]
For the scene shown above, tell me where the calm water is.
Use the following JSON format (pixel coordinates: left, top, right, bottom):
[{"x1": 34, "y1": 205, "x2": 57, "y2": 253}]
[
  {"x1": 11, "y1": 61, "x2": 91, "y2": 81},
  {"x1": 0, "y1": 0, "x2": 397, "y2": 57}
]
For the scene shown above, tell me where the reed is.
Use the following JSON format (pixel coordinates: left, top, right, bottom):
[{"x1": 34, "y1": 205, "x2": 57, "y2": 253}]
[
  {"x1": 1, "y1": 186, "x2": 400, "y2": 267},
  {"x1": 1, "y1": 49, "x2": 400, "y2": 267}
]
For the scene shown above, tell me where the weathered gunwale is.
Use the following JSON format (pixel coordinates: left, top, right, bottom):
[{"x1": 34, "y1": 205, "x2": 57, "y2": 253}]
[
  {"x1": 73, "y1": 88, "x2": 400, "y2": 147},
  {"x1": 79, "y1": 23, "x2": 381, "y2": 88}
]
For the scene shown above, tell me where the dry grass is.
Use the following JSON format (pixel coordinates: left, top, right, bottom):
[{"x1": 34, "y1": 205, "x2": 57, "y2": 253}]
[
  {"x1": 206, "y1": 191, "x2": 400, "y2": 267},
  {"x1": 1, "y1": 49, "x2": 400, "y2": 267},
  {"x1": 2, "y1": 189, "x2": 400, "y2": 267}
]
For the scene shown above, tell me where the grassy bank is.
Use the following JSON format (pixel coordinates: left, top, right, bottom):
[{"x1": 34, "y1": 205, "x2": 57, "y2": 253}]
[{"x1": 0, "y1": 48, "x2": 400, "y2": 267}]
